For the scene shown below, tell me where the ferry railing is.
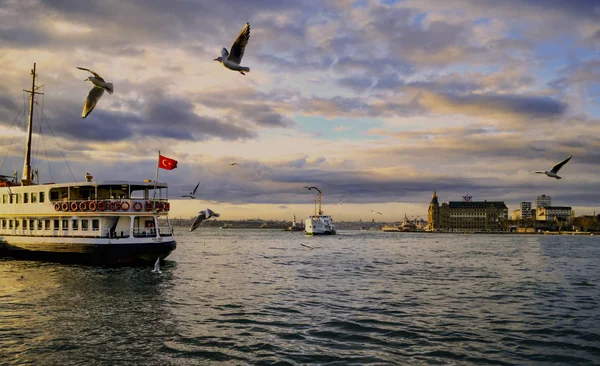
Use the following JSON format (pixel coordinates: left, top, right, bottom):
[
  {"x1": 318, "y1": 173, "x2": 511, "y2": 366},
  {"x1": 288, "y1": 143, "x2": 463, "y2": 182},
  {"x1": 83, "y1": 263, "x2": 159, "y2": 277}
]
[
  {"x1": 49, "y1": 199, "x2": 171, "y2": 213},
  {"x1": 158, "y1": 226, "x2": 173, "y2": 236},
  {"x1": 132, "y1": 228, "x2": 158, "y2": 237},
  {"x1": 1, "y1": 223, "x2": 172, "y2": 238},
  {"x1": 0, "y1": 227, "x2": 119, "y2": 238}
]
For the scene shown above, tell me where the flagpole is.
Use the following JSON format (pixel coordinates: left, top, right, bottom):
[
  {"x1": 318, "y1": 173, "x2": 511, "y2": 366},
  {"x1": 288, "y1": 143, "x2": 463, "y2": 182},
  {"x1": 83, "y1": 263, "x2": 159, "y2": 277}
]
[{"x1": 154, "y1": 150, "x2": 160, "y2": 200}]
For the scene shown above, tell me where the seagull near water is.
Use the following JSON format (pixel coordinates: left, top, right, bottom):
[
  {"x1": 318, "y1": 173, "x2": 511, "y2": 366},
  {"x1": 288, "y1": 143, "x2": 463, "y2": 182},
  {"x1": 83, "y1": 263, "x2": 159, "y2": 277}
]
[
  {"x1": 531, "y1": 155, "x2": 572, "y2": 180},
  {"x1": 181, "y1": 182, "x2": 200, "y2": 199},
  {"x1": 190, "y1": 208, "x2": 220, "y2": 232},
  {"x1": 77, "y1": 67, "x2": 113, "y2": 118},
  {"x1": 213, "y1": 22, "x2": 251, "y2": 75},
  {"x1": 151, "y1": 257, "x2": 162, "y2": 274}
]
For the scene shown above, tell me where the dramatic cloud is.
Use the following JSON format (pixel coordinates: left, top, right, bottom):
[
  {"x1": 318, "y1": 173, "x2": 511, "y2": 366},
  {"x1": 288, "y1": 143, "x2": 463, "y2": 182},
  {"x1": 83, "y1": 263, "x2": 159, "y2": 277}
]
[{"x1": 1, "y1": 0, "x2": 599, "y2": 218}]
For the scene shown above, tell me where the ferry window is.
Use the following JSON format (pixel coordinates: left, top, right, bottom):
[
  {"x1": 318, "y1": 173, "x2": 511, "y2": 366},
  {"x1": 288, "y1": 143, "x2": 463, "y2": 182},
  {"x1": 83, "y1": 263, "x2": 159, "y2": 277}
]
[
  {"x1": 92, "y1": 219, "x2": 99, "y2": 230},
  {"x1": 38, "y1": 220, "x2": 43, "y2": 230},
  {"x1": 1, "y1": 194, "x2": 5, "y2": 204},
  {"x1": 49, "y1": 188, "x2": 68, "y2": 202},
  {"x1": 9, "y1": 220, "x2": 13, "y2": 229},
  {"x1": 97, "y1": 185, "x2": 129, "y2": 200},
  {"x1": 15, "y1": 220, "x2": 19, "y2": 228},
  {"x1": 72, "y1": 219, "x2": 78, "y2": 231},
  {"x1": 23, "y1": 193, "x2": 28, "y2": 203},
  {"x1": 53, "y1": 219, "x2": 59, "y2": 230},
  {"x1": 15, "y1": 194, "x2": 21, "y2": 204},
  {"x1": 31, "y1": 192, "x2": 37, "y2": 203},
  {"x1": 39, "y1": 192, "x2": 45, "y2": 203},
  {"x1": 1, "y1": 219, "x2": 5, "y2": 229},
  {"x1": 82, "y1": 220, "x2": 88, "y2": 231},
  {"x1": 24, "y1": 220, "x2": 28, "y2": 229},
  {"x1": 45, "y1": 219, "x2": 50, "y2": 230},
  {"x1": 9, "y1": 194, "x2": 13, "y2": 204},
  {"x1": 62, "y1": 219, "x2": 68, "y2": 230}
]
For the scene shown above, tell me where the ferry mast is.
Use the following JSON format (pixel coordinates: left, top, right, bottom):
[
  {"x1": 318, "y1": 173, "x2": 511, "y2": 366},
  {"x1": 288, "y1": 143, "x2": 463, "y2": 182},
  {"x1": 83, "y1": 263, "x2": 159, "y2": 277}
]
[
  {"x1": 304, "y1": 186, "x2": 322, "y2": 215},
  {"x1": 21, "y1": 63, "x2": 43, "y2": 186}
]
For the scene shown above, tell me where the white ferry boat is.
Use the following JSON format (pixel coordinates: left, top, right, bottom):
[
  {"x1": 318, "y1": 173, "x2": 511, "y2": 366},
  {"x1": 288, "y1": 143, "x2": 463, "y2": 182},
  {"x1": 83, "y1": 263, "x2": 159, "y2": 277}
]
[
  {"x1": 0, "y1": 64, "x2": 176, "y2": 264},
  {"x1": 303, "y1": 186, "x2": 336, "y2": 235}
]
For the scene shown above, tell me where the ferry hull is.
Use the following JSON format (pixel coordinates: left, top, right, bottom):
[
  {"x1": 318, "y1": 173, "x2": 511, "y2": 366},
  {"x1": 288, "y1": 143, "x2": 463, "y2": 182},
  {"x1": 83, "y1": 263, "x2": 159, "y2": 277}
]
[
  {"x1": 0, "y1": 238, "x2": 176, "y2": 265},
  {"x1": 305, "y1": 230, "x2": 336, "y2": 235}
]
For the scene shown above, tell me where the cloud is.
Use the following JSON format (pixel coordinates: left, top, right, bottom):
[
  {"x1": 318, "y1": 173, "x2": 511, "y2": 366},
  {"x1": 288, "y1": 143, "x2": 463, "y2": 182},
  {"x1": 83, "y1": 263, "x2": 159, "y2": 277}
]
[
  {"x1": 1, "y1": 0, "x2": 599, "y2": 218},
  {"x1": 419, "y1": 92, "x2": 567, "y2": 121},
  {"x1": 333, "y1": 125, "x2": 350, "y2": 132}
]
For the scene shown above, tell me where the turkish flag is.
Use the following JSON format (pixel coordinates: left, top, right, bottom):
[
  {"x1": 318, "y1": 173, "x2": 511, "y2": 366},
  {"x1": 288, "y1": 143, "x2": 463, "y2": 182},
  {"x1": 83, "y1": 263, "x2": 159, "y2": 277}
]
[{"x1": 158, "y1": 154, "x2": 178, "y2": 170}]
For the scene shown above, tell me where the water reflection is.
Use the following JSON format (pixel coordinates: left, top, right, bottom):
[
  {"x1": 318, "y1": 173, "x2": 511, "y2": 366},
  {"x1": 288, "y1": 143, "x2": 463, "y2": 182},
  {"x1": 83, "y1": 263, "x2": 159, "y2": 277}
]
[
  {"x1": 2, "y1": 231, "x2": 600, "y2": 365},
  {"x1": 0, "y1": 259, "x2": 178, "y2": 366}
]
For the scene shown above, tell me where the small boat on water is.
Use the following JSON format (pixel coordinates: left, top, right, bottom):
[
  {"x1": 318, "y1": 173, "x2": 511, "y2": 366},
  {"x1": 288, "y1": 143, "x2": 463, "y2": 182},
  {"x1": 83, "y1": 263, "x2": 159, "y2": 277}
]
[
  {"x1": 0, "y1": 64, "x2": 176, "y2": 264},
  {"x1": 303, "y1": 187, "x2": 336, "y2": 235}
]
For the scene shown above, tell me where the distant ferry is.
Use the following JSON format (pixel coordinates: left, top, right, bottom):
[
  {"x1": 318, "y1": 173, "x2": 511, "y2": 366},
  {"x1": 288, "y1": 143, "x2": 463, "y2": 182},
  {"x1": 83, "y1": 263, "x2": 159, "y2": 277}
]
[
  {"x1": 382, "y1": 214, "x2": 417, "y2": 232},
  {"x1": 0, "y1": 64, "x2": 176, "y2": 264},
  {"x1": 303, "y1": 187, "x2": 336, "y2": 235}
]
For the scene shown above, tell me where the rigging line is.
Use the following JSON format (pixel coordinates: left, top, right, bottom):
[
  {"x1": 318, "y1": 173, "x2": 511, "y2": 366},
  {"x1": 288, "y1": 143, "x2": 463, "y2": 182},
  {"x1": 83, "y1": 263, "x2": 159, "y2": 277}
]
[
  {"x1": 39, "y1": 108, "x2": 76, "y2": 182},
  {"x1": 0, "y1": 134, "x2": 18, "y2": 173},
  {"x1": 40, "y1": 119, "x2": 54, "y2": 183},
  {"x1": 0, "y1": 98, "x2": 28, "y2": 172},
  {"x1": 31, "y1": 106, "x2": 43, "y2": 170},
  {"x1": 0, "y1": 97, "x2": 27, "y2": 148}
]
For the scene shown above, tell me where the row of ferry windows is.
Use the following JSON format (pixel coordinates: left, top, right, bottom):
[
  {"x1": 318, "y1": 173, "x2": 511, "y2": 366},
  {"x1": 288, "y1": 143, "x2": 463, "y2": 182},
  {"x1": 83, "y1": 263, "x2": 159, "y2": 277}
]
[
  {"x1": 1, "y1": 192, "x2": 46, "y2": 204},
  {"x1": 0, "y1": 218, "x2": 100, "y2": 231}
]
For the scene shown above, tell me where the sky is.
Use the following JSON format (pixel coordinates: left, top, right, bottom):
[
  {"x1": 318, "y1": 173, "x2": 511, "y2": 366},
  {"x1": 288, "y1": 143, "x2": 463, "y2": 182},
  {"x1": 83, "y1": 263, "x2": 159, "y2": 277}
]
[{"x1": 1, "y1": 0, "x2": 599, "y2": 221}]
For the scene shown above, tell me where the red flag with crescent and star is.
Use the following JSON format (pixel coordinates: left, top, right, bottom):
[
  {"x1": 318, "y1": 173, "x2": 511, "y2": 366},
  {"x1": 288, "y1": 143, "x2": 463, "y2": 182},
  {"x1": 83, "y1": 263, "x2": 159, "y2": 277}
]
[{"x1": 158, "y1": 154, "x2": 178, "y2": 170}]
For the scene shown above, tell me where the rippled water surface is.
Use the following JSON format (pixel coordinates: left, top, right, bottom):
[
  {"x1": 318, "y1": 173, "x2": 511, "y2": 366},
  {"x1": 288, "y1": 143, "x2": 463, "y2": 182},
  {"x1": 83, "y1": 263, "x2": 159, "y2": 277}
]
[{"x1": 1, "y1": 229, "x2": 599, "y2": 365}]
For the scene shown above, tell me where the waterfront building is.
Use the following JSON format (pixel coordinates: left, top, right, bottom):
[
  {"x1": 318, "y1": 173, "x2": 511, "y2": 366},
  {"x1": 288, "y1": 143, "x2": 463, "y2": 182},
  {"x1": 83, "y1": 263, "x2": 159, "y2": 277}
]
[
  {"x1": 511, "y1": 209, "x2": 522, "y2": 220},
  {"x1": 520, "y1": 202, "x2": 532, "y2": 219},
  {"x1": 428, "y1": 192, "x2": 508, "y2": 232},
  {"x1": 536, "y1": 206, "x2": 573, "y2": 223},
  {"x1": 536, "y1": 195, "x2": 551, "y2": 209}
]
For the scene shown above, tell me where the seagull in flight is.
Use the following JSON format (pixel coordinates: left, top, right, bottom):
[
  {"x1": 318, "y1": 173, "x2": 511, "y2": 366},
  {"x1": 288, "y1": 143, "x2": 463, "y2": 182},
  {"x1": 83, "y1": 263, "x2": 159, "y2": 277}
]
[
  {"x1": 181, "y1": 182, "x2": 200, "y2": 199},
  {"x1": 531, "y1": 155, "x2": 572, "y2": 179},
  {"x1": 190, "y1": 208, "x2": 220, "y2": 232},
  {"x1": 229, "y1": 162, "x2": 239, "y2": 166},
  {"x1": 370, "y1": 210, "x2": 383, "y2": 215},
  {"x1": 213, "y1": 22, "x2": 251, "y2": 75},
  {"x1": 77, "y1": 67, "x2": 113, "y2": 118}
]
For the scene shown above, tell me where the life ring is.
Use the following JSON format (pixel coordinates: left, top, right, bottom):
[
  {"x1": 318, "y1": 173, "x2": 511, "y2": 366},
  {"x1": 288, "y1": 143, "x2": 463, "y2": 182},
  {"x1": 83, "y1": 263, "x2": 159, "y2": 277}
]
[
  {"x1": 54, "y1": 203, "x2": 61, "y2": 211},
  {"x1": 155, "y1": 202, "x2": 162, "y2": 212},
  {"x1": 61, "y1": 202, "x2": 69, "y2": 211},
  {"x1": 121, "y1": 201, "x2": 131, "y2": 211},
  {"x1": 109, "y1": 201, "x2": 119, "y2": 211},
  {"x1": 145, "y1": 201, "x2": 152, "y2": 211},
  {"x1": 79, "y1": 201, "x2": 88, "y2": 211},
  {"x1": 165, "y1": 202, "x2": 170, "y2": 211},
  {"x1": 71, "y1": 202, "x2": 79, "y2": 211},
  {"x1": 97, "y1": 201, "x2": 106, "y2": 211},
  {"x1": 89, "y1": 201, "x2": 97, "y2": 211},
  {"x1": 133, "y1": 202, "x2": 142, "y2": 212}
]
